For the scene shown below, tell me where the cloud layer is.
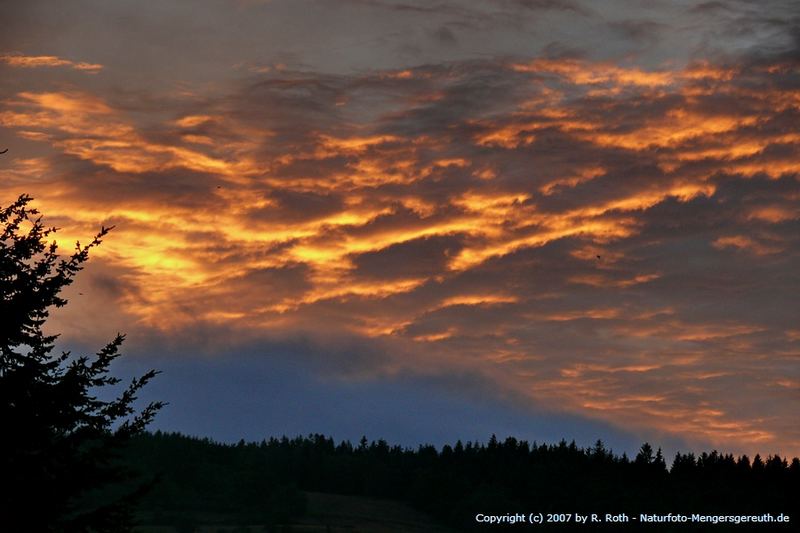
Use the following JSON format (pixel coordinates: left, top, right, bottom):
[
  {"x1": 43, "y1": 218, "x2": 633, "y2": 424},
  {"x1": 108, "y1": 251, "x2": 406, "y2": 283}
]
[{"x1": 1, "y1": 0, "x2": 798, "y2": 456}]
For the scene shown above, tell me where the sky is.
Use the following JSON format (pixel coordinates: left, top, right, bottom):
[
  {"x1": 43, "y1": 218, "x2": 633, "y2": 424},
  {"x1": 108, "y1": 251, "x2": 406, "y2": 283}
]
[{"x1": 1, "y1": 0, "x2": 798, "y2": 458}]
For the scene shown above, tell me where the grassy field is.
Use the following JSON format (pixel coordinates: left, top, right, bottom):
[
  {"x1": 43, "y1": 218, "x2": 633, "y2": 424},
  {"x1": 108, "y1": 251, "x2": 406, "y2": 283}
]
[{"x1": 134, "y1": 491, "x2": 454, "y2": 533}]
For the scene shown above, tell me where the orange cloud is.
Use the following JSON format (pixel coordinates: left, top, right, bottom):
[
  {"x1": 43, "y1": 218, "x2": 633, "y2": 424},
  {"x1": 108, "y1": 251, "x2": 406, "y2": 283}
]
[
  {"x1": 712, "y1": 235, "x2": 783, "y2": 256},
  {"x1": 511, "y1": 58, "x2": 674, "y2": 87},
  {"x1": 0, "y1": 52, "x2": 103, "y2": 72},
  {"x1": 3, "y1": 51, "x2": 799, "y2": 457}
]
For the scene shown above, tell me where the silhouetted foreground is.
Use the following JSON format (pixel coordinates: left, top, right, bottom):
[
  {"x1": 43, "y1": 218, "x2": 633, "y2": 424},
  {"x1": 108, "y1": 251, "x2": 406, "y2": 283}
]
[
  {"x1": 120, "y1": 432, "x2": 799, "y2": 531},
  {"x1": 1, "y1": 195, "x2": 162, "y2": 532}
]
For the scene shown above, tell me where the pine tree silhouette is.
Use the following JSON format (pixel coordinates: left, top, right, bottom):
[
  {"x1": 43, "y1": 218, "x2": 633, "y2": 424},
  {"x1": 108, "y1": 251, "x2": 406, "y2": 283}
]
[{"x1": 0, "y1": 195, "x2": 163, "y2": 532}]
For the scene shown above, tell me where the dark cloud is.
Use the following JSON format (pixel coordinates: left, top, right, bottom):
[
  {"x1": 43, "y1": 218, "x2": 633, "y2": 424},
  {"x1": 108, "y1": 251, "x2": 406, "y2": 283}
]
[
  {"x1": 352, "y1": 234, "x2": 466, "y2": 280},
  {"x1": 609, "y1": 19, "x2": 666, "y2": 45},
  {"x1": 510, "y1": 0, "x2": 589, "y2": 14},
  {"x1": 431, "y1": 25, "x2": 459, "y2": 47},
  {"x1": 247, "y1": 190, "x2": 346, "y2": 224}
]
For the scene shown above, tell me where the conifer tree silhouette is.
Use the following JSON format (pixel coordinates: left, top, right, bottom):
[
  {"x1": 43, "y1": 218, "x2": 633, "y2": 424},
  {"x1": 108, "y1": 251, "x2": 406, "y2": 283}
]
[
  {"x1": 0, "y1": 195, "x2": 163, "y2": 532},
  {"x1": 635, "y1": 442, "x2": 655, "y2": 465}
]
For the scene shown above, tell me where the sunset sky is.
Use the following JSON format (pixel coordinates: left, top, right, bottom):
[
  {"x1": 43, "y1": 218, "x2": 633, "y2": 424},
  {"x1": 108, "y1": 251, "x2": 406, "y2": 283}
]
[{"x1": 1, "y1": 0, "x2": 798, "y2": 457}]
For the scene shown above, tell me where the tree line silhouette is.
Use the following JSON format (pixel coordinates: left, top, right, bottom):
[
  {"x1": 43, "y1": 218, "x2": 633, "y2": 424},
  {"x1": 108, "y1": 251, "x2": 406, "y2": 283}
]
[{"x1": 120, "y1": 431, "x2": 799, "y2": 531}]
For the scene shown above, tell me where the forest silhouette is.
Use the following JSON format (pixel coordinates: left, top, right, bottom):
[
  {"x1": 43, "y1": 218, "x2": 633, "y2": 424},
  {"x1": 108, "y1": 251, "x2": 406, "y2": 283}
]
[{"x1": 121, "y1": 431, "x2": 799, "y2": 531}]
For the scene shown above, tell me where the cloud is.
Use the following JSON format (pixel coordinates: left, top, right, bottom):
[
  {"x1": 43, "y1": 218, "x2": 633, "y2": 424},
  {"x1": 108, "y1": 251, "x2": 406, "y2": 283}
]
[
  {"x1": 352, "y1": 234, "x2": 467, "y2": 280},
  {"x1": 0, "y1": 52, "x2": 102, "y2": 72},
  {"x1": 431, "y1": 25, "x2": 458, "y2": 47},
  {"x1": 2, "y1": 0, "x2": 799, "y2": 457},
  {"x1": 511, "y1": 0, "x2": 589, "y2": 15},
  {"x1": 608, "y1": 19, "x2": 666, "y2": 46}
]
